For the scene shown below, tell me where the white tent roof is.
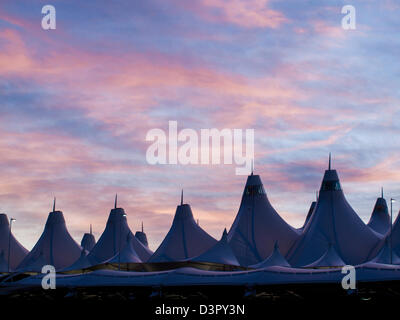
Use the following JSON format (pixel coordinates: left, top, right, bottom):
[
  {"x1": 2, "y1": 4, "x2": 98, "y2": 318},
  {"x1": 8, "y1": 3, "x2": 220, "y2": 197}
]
[
  {"x1": 287, "y1": 164, "x2": 381, "y2": 266},
  {"x1": 371, "y1": 239, "x2": 400, "y2": 265},
  {"x1": 367, "y1": 195, "x2": 390, "y2": 235},
  {"x1": 300, "y1": 201, "x2": 316, "y2": 230},
  {"x1": 391, "y1": 211, "x2": 400, "y2": 255},
  {"x1": 305, "y1": 244, "x2": 346, "y2": 267},
  {"x1": 81, "y1": 231, "x2": 96, "y2": 252},
  {"x1": 107, "y1": 233, "x2": 142, "y2": 264},
  {"x1": 0, "y1": 213, "x2": 28, "y2": 270},
  {"x1": 18, "y1": 251, "x2": 48, "y2": 272},
  {"x1": 63, "y1": 249, "x2": 92, "y2": 271},
  {"x1": 250, "y1": 242, "x2": 291, "y2": 268},
  {"x1": 88, "y1": 207, "x2": 152, "y2": 264},
  {"x1": 191, "y1": 229, "x2": 240, "y2": 266},
  {"x1": 0, "y1": 250, "x2": 8, "y2": 272},
  {"x1": 135, "y1": 222, "x2": 149, "y2": 248},
  {"x1": 19, "y1": 264, "x2": 400, "y2": 288},
  {"x1": 227, "y1": 174, "x2": 300, "y2": 266},
  {"x1": 149, "y1": 203, "x2": 217, "y2": 262},
  {"x1": 17, "y1": 209, "x2": 82, "y2": 271}
]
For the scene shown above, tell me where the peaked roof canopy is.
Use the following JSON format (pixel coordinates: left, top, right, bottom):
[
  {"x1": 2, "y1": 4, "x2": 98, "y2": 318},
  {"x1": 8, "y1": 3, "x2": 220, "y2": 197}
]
[
  {"x1": 305, "y1": 243, "x2": 346, "y2": 268},
  {"x1": 287, "y1": 161, "x2": 381, "y2": 266},
  {"x1": 191, "y1": 229, "x2": 240, "y2": 266},
  {"x1": 0, "y1": 213, "x2": 28, "y2": 271},
  {"x1": 227, "y1": 174, "x2": 299, "y2": 266},
  {"x1": 367, "y1": 195, "x2": 390, "y2": 235},
  {"x1": 149, "y1": 203, "x2": 217, "y2": 263},
  {"x1": 17, "y1": 209, "x2": 81, "y2": 271},
  {"x1": 107, "y1": 233, "x2": 142, "y2": 264},
  {"x1": 250, "y1": 242, "x2": 291, "y2": 268},
  {"x1": 88, "y1": 206, "x2": 152, "y2": 264},
  {"x1": 301, "y1": 201, "x2": 317, "y2": 230},
  {"x1": 63, "y1": 249, "x2": 92, "y2": 272},
  {"x1": 0, "y1": 251, "x2": 8, "y2": 273},
  {"x1": 81, "y1": 230, "x2": 96, "y2": 252},
  {"x1": 387, "y1": 211, "x2": 400, "y2": 256},
  {"x1": 371, "y1": 238, "x2": 400, "y2": 265},
  {"x1": 135, "y1": 222, "x2": 149, "y2": 248}
]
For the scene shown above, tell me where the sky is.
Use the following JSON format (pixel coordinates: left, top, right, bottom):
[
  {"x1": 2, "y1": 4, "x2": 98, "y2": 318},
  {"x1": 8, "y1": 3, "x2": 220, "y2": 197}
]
[{"x1": 0, "y1": 0, "x2": 400, "y2": 251}]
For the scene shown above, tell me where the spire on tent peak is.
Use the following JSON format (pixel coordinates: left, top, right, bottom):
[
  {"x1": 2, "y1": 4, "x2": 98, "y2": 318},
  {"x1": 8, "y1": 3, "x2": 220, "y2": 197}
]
[
  {"x1": 52, "y1": 197, "x2": 57, "y2": 212},
  {"x1": 251, "y1": 159, "x2": 254, "y2": 176},
  {"x1": 181, "y1": 189, "x2": 183, "y2": 206},
  {"x1": 222, "y1": 228, "x2": 228, "y2": 240},
  {"x1": 320, "y1": 158, "x2": 341, "y2": 191},
  {"x1": 90, "y1": 224, "x2": 92, "y2": 235},
  {"x1": 220, "y1": 228, "x2": 228, "y2": 243},
  {"x1": 114, "y1": 194, "x2": 118, "y2": 209},
  {"x1": 135, "y1": 221, "x2": 149, "y2": 248},
  {"x1": 381, "y1": 187, "x2": 384, "y2": 198},
  {"x1": 328, "y1": 153, "x2": 332, "y2": 170},
  {"x1": 244, "y1": 173, "x2": 263, "y2": 187}
]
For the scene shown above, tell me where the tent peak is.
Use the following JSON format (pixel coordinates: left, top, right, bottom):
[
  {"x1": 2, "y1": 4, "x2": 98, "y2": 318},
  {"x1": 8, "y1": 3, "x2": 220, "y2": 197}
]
[{"x1": 220, "y1": 228, "x2": 228, "y2": 243}]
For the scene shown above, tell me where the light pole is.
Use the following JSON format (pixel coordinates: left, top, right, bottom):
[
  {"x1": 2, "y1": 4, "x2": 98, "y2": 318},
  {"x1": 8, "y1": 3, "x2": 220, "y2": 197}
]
[
  {"x1": 390, "y1": 198, "x2": 396, "y2": 264},
  {"x1": 7, "y1": 218, "x2": 16, "y2": 273},
  {"x1": 118, "y1": 213, "x2": 127, "y2": 271}
]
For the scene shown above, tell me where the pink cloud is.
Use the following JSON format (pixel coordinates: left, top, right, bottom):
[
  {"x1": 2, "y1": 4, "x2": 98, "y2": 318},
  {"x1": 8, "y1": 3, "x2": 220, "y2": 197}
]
[
  {"x1": 342, "y1": 156, "x2": 400, "y2": 184},
  {"x1": 182, "y1": 0, "x2": 288, "y2": 29},
  {"x1": 0, "y1": 27, "x2": 318, "y2": 139},
  {"x1": 202, "y1": 0, "x2": 288, "y2": 28}
]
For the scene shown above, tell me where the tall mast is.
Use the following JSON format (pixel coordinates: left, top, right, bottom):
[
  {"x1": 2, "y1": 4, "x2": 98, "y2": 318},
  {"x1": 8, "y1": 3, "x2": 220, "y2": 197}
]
[
  {"x1": 328, "y1": 153, "x2": 331, "y2": 170},
  {"x1": 181, "y1": 189, "x2": 183, "y2": 205}
]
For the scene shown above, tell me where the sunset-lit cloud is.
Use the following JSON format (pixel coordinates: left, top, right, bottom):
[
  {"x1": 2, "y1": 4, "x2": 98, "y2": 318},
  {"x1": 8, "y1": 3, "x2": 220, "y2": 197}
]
[{"x1": 186, "y1": 0, "x2": 288, "y2": 29}]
